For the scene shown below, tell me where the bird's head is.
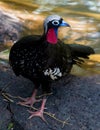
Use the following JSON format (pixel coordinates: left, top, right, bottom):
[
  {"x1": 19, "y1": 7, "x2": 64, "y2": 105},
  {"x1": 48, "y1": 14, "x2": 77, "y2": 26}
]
[{"x1": 43, "y1": 15, "x2": 70, "y2": 44}]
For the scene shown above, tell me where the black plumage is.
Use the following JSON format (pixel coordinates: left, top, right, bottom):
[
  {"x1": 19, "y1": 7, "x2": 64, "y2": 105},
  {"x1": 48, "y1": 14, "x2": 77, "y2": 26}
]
[{"x1": 9, "y1": 15, "x2": 95, "y2": 121}]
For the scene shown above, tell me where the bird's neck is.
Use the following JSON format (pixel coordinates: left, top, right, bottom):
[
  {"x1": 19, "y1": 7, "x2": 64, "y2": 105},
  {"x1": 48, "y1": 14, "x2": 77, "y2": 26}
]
[{"x1": 45, "y1": 28, "x2": 58, "y2": 44}]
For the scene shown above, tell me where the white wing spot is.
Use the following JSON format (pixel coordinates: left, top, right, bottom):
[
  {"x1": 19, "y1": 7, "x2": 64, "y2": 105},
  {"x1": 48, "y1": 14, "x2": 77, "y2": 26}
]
[
  {"x1": 44, "y1": 68, "x2": 62, "y2": 80},
  {"x1": 20, "y1": 60, "x2": 24, "y2": 64}
]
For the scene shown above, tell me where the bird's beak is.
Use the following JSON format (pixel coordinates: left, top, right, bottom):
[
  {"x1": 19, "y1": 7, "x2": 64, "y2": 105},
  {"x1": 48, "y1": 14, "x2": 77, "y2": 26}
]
[{"x1": 60, "y1": 20, "x2": 71, "y2": 27}]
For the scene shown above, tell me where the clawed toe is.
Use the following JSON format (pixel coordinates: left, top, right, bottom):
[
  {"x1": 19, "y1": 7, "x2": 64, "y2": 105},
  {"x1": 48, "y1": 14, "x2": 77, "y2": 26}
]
[
  {"x1": 17, "y1": 97, "x2": 42, "y2": 107},
  {"x1": 28, "y1": 110, "x2": 47, "y2": 123},
  {"x1": 28, "y1": 98, "x2": 47, "y2": 123},
  {"x1": 17, "y1": 89, "x2": 42, "y2": 107}
]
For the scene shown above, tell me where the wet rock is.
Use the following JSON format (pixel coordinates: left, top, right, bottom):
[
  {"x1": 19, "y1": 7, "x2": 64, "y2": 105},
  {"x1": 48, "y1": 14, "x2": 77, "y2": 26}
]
[
  {"x1": 0, "y1": 97, "x2": 11, "y2": 130},
  {"x1": 0, "y1": 9, "x2": 23, "y2": 44},
  {"x1": 0, "y1": 64, "x2": 100, "y2": 130}
]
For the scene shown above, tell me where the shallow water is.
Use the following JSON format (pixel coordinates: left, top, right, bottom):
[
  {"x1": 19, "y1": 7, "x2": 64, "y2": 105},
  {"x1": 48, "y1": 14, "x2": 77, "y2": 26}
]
[{"x1": 0, "y1": 0, "x2": 100, "y2": 76}]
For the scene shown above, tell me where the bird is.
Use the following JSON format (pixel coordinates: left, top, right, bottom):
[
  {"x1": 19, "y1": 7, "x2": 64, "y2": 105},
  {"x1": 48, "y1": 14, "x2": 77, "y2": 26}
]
[{"x1": 9, "y1": 15, "x2": 95, "y2": 122}]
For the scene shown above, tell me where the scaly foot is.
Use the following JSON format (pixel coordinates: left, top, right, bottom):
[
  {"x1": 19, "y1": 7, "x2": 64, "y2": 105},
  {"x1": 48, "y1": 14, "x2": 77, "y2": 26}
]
[
  {"x1": 18, "y1": 89, "x2": 41, "y2": 107},
  {"x1": 28, "y1": 98, "x2": 47, "y2": 123}
]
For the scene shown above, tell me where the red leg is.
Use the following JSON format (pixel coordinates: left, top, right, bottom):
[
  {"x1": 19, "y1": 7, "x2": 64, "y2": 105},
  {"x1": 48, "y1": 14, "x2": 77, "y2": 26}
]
[
  {"x1": 28, "y1": 98, "x2": 47, "y2": 123},
  {"x1": 18, "y1": 89, "x2": 41, "y2": 107}
]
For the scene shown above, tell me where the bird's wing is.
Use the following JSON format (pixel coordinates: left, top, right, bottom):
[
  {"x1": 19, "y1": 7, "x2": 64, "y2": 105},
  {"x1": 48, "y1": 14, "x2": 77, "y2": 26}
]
[{"x1": 69, "y1": 43, "x2": 95, "y2": 64}]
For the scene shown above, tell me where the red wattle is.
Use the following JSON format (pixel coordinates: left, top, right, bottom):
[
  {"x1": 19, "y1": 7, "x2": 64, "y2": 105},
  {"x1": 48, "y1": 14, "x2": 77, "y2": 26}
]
[{"x1": 46, "y1": 28, "x2": 57, "y2": 44}]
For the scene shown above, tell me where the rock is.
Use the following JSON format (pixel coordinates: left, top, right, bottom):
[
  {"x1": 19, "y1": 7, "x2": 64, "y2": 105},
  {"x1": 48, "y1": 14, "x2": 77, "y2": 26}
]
[
  {"x1": 0, "y1": 9, "x2": 23, "y2": 44},
  {"x1": 0, "y1": 97, "x2": 11, "y2": 130},
  {"x1": 0, "y1": 64, "x2": 100, "y2": 130}
]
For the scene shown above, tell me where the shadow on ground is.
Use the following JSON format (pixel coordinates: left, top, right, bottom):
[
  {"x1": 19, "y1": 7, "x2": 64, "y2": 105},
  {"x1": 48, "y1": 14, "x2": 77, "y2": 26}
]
[{"x1": 0, "y1": 64, "x2": 100, "y2": 130}]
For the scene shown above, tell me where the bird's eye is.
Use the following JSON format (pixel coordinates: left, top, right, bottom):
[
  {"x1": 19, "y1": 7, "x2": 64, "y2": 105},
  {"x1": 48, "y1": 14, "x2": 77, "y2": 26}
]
[{"x1": 52, "y1": 20, "x2": 59, "y2": 26}]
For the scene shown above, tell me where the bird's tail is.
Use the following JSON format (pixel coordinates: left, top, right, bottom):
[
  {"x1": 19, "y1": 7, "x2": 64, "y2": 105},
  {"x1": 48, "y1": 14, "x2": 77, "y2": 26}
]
[{"x1": 69, "y1": 44, "x2": 95, "y2": 65}]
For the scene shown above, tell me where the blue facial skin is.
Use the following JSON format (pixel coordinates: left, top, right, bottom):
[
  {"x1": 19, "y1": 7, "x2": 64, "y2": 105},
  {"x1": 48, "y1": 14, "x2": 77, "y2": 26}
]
[
  {"x1": 60, "y1": 20, "x2": 70, "y2": 27},
  {"x1": 54, "y1": 28, "x2": 58, "y2": 36},
  {"x1": 54, "y1": 20, "x2": 70, "y2": 37}
]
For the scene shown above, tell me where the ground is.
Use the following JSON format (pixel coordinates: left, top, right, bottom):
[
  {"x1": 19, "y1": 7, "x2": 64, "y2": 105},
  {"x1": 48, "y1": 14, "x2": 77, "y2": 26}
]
[{"x1": 0, "y1": 64, "x2": 100, "y2": 130}]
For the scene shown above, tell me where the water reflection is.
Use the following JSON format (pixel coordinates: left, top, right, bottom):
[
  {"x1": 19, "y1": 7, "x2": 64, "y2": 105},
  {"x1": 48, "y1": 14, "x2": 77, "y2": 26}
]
[
  {"x1": 0, "y1": 0, "x2": 100, "y2": 75},
  {"x1": 83, "y1": 0, "x2": 100, "y2": 12},
  {"x1": 34, "y1": 0, "x2": 100, "y2": 12},
  {"x1": 34, "y1": 0, "x2": 79, "y2": 6}
]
